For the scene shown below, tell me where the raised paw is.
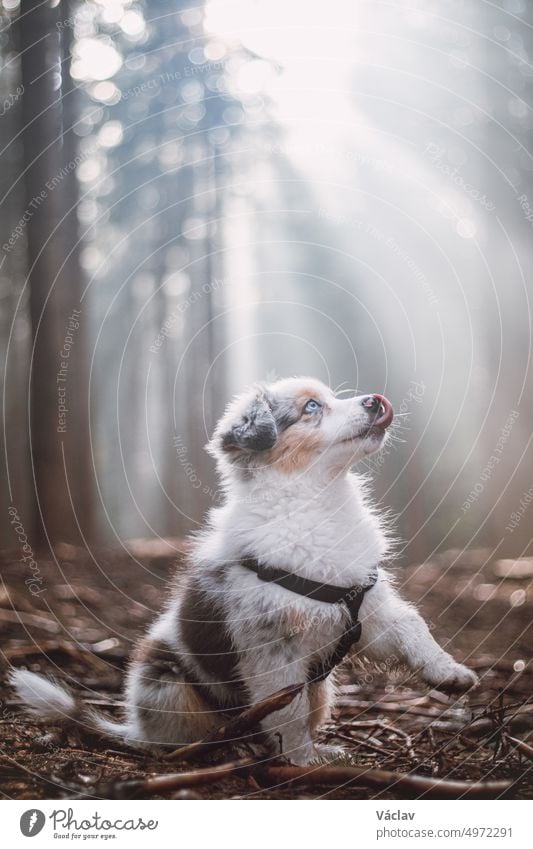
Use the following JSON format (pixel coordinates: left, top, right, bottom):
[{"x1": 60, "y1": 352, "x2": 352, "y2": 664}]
[
  {"x1": 285, "y1": 742, "x2": 320, "y2": 765},
  {"x1": 422, "y1": 659, "x2": 479, "y2": 695}
]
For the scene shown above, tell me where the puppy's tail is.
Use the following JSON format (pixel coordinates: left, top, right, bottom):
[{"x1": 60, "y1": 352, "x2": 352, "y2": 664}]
[{"x1": 8, "y1": 668, "x2": 139, "y2": 746}]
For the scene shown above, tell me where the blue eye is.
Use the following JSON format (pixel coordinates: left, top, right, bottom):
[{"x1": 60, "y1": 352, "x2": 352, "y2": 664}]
[{"x1": 304, "y1": 399, "x2": 321, "y2": 413}]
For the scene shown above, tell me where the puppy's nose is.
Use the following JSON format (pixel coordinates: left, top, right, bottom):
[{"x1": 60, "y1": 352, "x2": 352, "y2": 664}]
[{"x1": 361, "y1": 394, "x2": 394, "y2": 428}]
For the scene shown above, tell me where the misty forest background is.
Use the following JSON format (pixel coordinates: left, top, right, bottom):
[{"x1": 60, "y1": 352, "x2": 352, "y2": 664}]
[{"x1": 1, "y1": 0, "x2": 533, "y2": 567}]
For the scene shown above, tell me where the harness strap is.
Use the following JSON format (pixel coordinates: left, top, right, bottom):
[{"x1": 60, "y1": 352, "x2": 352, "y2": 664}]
[{"x1": 241, "y1": 557, "x2": 378, "y2": 682}]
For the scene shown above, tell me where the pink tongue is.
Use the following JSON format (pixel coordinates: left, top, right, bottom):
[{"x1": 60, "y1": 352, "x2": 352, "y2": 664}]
[{"x1": 371, "y1": 394, "x2": 394, "y2": 428}]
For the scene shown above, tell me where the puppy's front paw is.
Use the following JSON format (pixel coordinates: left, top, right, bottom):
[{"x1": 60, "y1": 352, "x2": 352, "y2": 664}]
[
  {"x1": 285, "y1": 742, "x2": 320, "y2": 765},
  {"x1": 313, "y1": 743, "x2": 346, "y2": 762},
  {"x1": 423, "y1": 659, "x2": 479, "y2": 695}
]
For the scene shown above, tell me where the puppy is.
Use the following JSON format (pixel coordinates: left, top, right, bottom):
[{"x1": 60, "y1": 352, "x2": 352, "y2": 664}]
[{"x1": 10, "y1": 377, "x2": 478, "y2": 764}]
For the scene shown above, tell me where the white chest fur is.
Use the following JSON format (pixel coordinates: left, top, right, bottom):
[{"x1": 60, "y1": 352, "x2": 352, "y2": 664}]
[{"x1": 197, "y1": 469, "x2": 388, "y2": 587}]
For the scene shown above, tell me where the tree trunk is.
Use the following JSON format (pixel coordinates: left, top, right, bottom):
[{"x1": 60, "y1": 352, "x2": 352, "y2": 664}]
[
  {"x1": 56, "y1": 0, "x2": 94, "y2": 542},
  {"x1": 19, "y1": 0, "x2": 90, "y2": 546}
]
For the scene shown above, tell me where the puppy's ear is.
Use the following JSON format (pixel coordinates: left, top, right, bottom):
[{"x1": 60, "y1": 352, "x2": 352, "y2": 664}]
[{"x1": 211, "y1": 391, "x2": 278, "y2": 454}]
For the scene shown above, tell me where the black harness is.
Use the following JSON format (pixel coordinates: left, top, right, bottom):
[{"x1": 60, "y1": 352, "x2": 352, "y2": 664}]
[{"x1": 241, "y1": 557, "x2": 378, "y2": 683}]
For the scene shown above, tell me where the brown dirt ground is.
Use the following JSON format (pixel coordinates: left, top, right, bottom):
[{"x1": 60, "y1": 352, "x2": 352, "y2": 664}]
[{"x1": 0, "y1": 542, "x2": 532, "y2": 800}]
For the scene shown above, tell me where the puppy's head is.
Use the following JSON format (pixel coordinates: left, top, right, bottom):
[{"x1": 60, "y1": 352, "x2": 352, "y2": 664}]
[{"x1": 208, "y1": 377, "x2": 394, "y2": 478}]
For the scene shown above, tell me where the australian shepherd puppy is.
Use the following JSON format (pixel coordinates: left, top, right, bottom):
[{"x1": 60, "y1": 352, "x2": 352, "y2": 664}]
[{"x1": 11, "y1": 377, "x2": 478, "y2": 764}]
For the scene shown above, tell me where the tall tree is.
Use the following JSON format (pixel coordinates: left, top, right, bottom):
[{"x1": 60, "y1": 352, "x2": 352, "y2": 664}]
[
  {"x1": 56, "y1": 0, "x2": 94, "y2": 541},
  {"x1": 19, "y1": 0, "x2": 91, "y2": 546}
]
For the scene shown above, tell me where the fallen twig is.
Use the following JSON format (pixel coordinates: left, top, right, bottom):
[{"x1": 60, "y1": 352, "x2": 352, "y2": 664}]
[
  {"x1": 469, "y1": 712, "x2": 533, "y2": 737},
  {"x1": 327, "y1": 728, "x2": 396, "y2": 758},
  {"x1": 258, "y1": 764, "x2": 512, "y2": 799},
  {"x1": 2, "y1": 639, "x2": 111, "y2": 669},
  {"x1": 507, "y1": 735, "x2": 533, "y2": 762},
  {"x1": 84, "y1": 759, "x2": 255, "y2": 799},
  {"x1": 0, "y1": 608, "x2": 60, "y2": 634},
  {"x1": 335, "y1": 718, "x2": 417, "y2": 756},
  {"x1": 335, "y1": 699, "x2": 446, "y2": 719},
  {"x1": 164, "y1": 683, "x2": 304, "y2": 762},
  {"x1": 84, "y1": 755, "x2": 513, "y2": 800}
]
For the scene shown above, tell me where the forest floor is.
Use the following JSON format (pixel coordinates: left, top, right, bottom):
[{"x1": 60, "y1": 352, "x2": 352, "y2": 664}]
[{"x1": 0, "y1": 542, "x2": 532, "y2": 800}]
